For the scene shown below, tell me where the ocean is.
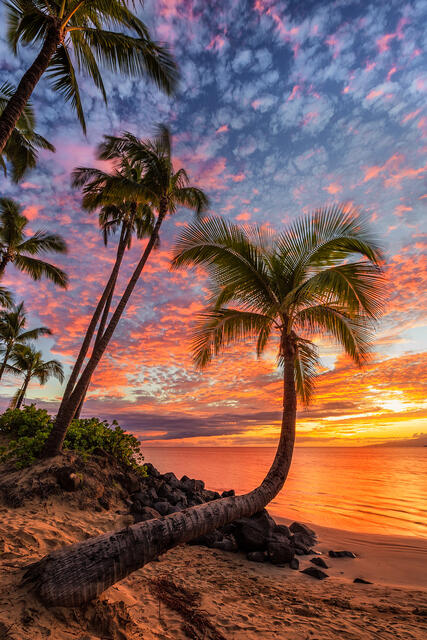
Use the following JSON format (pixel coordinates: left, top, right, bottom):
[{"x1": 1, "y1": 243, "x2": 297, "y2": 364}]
[{"x1": 143, "y1": 446, "x2": 427, "y2": 537}]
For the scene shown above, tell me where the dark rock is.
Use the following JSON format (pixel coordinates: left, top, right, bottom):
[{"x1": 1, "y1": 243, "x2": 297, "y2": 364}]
[
  {"x1": 221, "y1": 489, "x2": 235, "y2": 498},
  {"x1": 311, "y1": 557, "x2": 328, "y2": 569},
  {"x1": 267, "y1": 540, "x2": 294, "y2": 565},
  {"x1": 233, "y1": 509, "x2": 276, "y2": 551},
  {"x1": 166, "y1": 504, "x2": 182, "y2": 514},
  {"x1": 301, "y1": 567, "x2": 328, "y2": 580},
  {"x1": 353, "y1": 578, "x2": 372, "y2": 584},
  {"x1": 329, "y1": 550, "x2": 357, "y2": 558},
  {"x1": 212, "y1": 537, "x2": 238, "y2": 552},
  {"x1": 187, "y1": 495, "x2": 205, "y2": 506},
  {"x1": 153, "y1": 501, "x2": 170, "y2": 516},
  {"x1": 247, "y1": 551, "x2": 266, "y2": 563},
  {"x1": 189, "y1": 530, "x2": 221, "y2": 548},
  {"x1": 144, "y1": 463, "x2": 160, "y2": 478},
  {"x1": 120, "y1": 473, "x2": 140, "y2": 494},
  {"x1": 56, "y1": 468, "x2": 81, "y2": 492},
  {"x1": 202, "y1": 489, "x2": 221, "y2": 501},
  {"x1": 162, "y1": 472, "x2": 180, "y2": 489},
  {"x1": 274, "y1": 524, "x2": 291, "y2": 538},
  {"x1": 289, "y1": 557, "x2": 300, "y2": 570},
  {"x1": 295, "y1": 549, "x2": 305, "y2": 556},
  {"x1": 290, "y1": 522, "x2": 317, "y2": 539},
  {"x1": 158, "y1": 483, "x2": 187, "y2": 505},
  {"x1": 292, "y1": 531, "x2": 316, "y2": 551},
  {"x1": 134, "y1": 507, "x2": 161, "y2": 523},
  {"x1": 180, "y1": 476, "x2": 204, "y2": 493}
]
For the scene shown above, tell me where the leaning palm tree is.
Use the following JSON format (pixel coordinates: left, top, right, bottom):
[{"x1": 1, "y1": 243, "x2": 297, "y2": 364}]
[
  {"x1": 9, "y1": 343, "x2": 64, "y2": 409},
  {"x1": 0, "y1": 0, "x2": 178, "y2": 153},
  {"x1": 0, "y1": 197, "x2": 68, "y2": 287},
  {"x1": 0, "y1": 301, "x2": 51, "y2": 381},
  {"x1": 0, "y1": 81, "x2": 55, "y2": 182},
  {"x1": 28, "y1": 206, "x2": 385, "y2": 607},
  {"x1": 42, "y1": 126, "x2": 209, "y2": 457}
]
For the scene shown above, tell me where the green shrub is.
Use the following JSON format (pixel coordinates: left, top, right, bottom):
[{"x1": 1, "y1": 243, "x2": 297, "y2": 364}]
[{"x1": 0, "y1": 405, "x2": 146, "y2": 472}]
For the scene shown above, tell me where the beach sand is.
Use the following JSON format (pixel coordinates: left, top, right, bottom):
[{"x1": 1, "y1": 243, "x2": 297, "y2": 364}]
[{"x1": 0, "y1": 498, "x2": 426, "y2": 639}]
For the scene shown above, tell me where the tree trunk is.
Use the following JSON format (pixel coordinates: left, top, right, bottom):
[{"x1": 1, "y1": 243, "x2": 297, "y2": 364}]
[
  {"x1": 0, "y1": 344, "x2": 12, "y2": 381},
  {"x1": 0, "y1": 23, "x2": 61, "y2": 154},
  {"x1": 15, "y1": 375, "x2": 30, "y2": 409},
  {"x1": 42, "y1": 207, "x2": 167, "y2": 458},
  {"x1": 0, "y1": 254, "x2": 10, "y2": 280},
  {"x1": 60, "y1": 226, "x2": 128, "y2": 408},
  {"x1": 25, "y1": 335, "x2": 297, "y2": 607}
]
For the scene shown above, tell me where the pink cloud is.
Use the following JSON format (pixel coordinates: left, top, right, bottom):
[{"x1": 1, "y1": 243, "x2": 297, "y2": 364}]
[
  {"x1": 376, "y1": 17, "x2": 408, "y2": 53},
  {"x1": 216, "y1": 124, "x2": 229, "y2": 134}
]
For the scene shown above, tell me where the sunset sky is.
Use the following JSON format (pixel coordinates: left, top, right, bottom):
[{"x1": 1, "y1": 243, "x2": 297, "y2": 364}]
[{"x1": 0, "y1": 0, "x2": 426, "y2": 447}]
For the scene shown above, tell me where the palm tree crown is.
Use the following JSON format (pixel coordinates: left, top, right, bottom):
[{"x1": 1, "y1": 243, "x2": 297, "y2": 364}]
[
  {"x1": 0, "y1": 301, "x2": 51, "y2": 381},
  {"x1": 0, "y1": 81, "x2": 54, "y2": 182},
  {"x1": 2, "y1": 0, "x2": 179, "y2": 135},
  {"x1": 172, "y1": 206, "x2": 385, "y2": 404},
  {"x1": 10, "y1": 343, "x2": 63, "y2": 409},
  {"x1": 0, "y1": 197, "x2": 68, "y2": 287}
]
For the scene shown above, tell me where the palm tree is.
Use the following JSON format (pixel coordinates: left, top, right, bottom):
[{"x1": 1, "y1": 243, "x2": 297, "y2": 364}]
[
  {"x1": 29, "y1": 206, "x2": 385, "y2": 606},
  {"x1": 0, "y1": 0, "x2": 179, "y2": 153},
  {"x1": 9, "y1": 343, "x2": 63, "y2": 409},
  {"x1": 42, "y1": 126, "x2": 209, "y2": 457},
  {"x1": 0, "y1": 301, "x2": 51, "y2": 381},
  {"x1": 0, "y1": 197, "x2": 68, "y2": 287},
  {"x1": 0, "y1": 81, "x2": 55, "y2": 182}
]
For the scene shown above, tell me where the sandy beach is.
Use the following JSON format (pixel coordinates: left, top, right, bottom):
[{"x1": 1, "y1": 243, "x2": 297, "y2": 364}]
[{"x1": 0, "y1": 492, "x2": 425, "y2": 640}]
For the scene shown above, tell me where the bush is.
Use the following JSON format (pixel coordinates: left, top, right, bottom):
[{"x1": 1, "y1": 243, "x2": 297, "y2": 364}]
[{"x1": 0, "y1": 405, "x2": 146, "y2": 472}]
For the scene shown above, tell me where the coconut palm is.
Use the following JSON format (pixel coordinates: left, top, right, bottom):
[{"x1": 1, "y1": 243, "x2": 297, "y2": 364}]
[
  {"x1": 0, "y1": 301, "x2": 51, "y2": 381},
  {"x1": 0, "y1": 0, "x2": 178, "y2": 153},
  {"x1": 9, "y1": 343, "x2": 63, "y2": 409},
  {"x1": 0, "y1": 197, "x2": 68, "y2": 287},
  {"x1": 42, "y1": 126, "x2": 209, "y2": 457},
  {"x1": 29, "y1": 206, "x2": 385, "y2": 606},
  {"x1": 0, "y1": 81, "x2": 55, "y2": 182}
]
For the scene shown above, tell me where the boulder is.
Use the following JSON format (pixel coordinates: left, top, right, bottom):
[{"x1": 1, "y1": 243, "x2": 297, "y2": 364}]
[
  {"x1": 162, "y1": 472, "x2": 181, "y2": 489},
  {"x1": 328, "y1": 550, "x2": 356, "y2": 558},
  {"x1": 221, "y1": 489, "x2": 235, "y2": 498},
  {"x1": 189, "y1": 530, "x2": 222, "y2": 548},
  {"x1": 290, "y1": 522, "x2": 317, "y2": 539},
  {"x1": 353, "y1": 577, "x2": 372, "y2": 584},
  {"x1": 233, "y1": 509, "x2": 276, "y2": 552},
  {"x1": 212, "y1": 537, "x2": 238, "y2": 552},
  {"x1": 289, "y1": 557, "x2": 300, "y2": 570},
  {"x1": 310, "y1": 557, "x2": 328, "y2": 569},
  {"x1": 292, "y1": 534, "x2": 312, "y2": 554},
  {"x1": 180, "y1": 476, "x2": 205, "y2": 493},
  {"x1": 274, "y1": 524, "x2": 291, "y2": 538},
  {"x1": 202, "y1": 489, "x2": 221, "y2": 502},
  {"x1": 301, "y1": 567, "x2": 328, "y2": 580},
  {"x1": 144, "y1": 463, "x2": 160, "y2": 478},
  {"x1": 153, "y1": 501, "x2": 171, "y2": 516},
  {"x1": 247, "y1": 551, "x2": 266, "y2": 563},
  {"x1": 267, "y1": 540, "x2": 294, "y2": 565},
  {"x1": 134, "y1": 507, "x2": 161, "y2": 523}
]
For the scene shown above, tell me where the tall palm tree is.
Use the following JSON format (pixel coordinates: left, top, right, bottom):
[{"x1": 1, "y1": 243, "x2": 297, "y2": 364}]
[
  {"x1": 29, "y1": 206, "x2": 385, "y2": 606},
  {"x1": 0, "y1": 81, "x2": 55, "y2": 182},
  {"x1": 0, "y1": 301, "x2": 51, "y2": 381},
  {"x1": 42, "y1": 126, "x2": 209, "y2": 457},
  {"x1": 0, "y1": 0, "x2": 179, "y2": 152},
  {"x1": 9, "y1": 343, "x2": 63, "y2": 409},
  {"x1": 0, "y1": 197, "x2": 68, "y2": 287}
]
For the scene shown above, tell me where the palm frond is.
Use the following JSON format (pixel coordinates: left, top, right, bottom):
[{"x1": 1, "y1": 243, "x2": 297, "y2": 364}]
[{"x1": 13, "y1": 255, "x2": 68, "y2": 288}]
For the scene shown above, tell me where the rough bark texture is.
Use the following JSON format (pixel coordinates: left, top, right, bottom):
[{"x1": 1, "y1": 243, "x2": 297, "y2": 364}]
[
  {"x1": 0, "y1": 24, "x2": 61, "y2": 153},
  {"x1": 15, "y1": 375, "x2": 30, "y2": 409},
  {"x1": 0, "y1": 345, "x2": 12, "y2": 381},
  {"x1": 42, "y1": 209, "x2": 167, "y2": 457},
  {"x1": 25, "y1": 335, "x2": 297, "y2": 607}
]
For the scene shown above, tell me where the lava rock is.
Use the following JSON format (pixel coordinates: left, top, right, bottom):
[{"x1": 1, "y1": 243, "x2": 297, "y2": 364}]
[
  {"x1": 289, "y1": 557, "x2": 300, "y2": 570},
  {"x1": 353, "y1": 578, "x2": 372, "y2": 584},
  {"x1": 153, "y1": 501, "x2": 171, "y2": 516},
  {"x1": 202, "y1": 489, "x2": 221, "y2": 502},
  {"x1": 134, "y1": 507, "x2": 161, "y2": 523},
  {"x1": 221, "y1": 489, "x2": 235, "y2": 498},
  {"x1": 311, "y1": 557, "x2": 328, "y2": 569},
  {"x1": 233, "y1": 510, "x2": 276, "y2": 551},
  {"x1": 247, "y1": 551, "x2": 266, "y2": 563},
  {"x1": 180, "y1": 476, "x2": 204, "y2": 493},
  {"x1": 144, "y1": 463, "x2": 160, "y2": 478},
  {"x1": 162, "y1": 472, "x2": 181, "y2": 489},
  {"x1": 212, "y1": 537, "x2": 238, "y2": 552},
  {"x1": 301, "y1": 567, "x2": 328, "y2": 580},
  {"x1": 329, "y1": 550, "x2": 357, "y2": 558},
  {"x1": 267, "y1": 540, "x2": 294, "y2": 565},
  {"x1": 290, "y1": 522, "x2": 317, "y2": 540},
  {"x1": 274, "y1": 524, "x2": 291, "y2": 538},
  {"x1": 189, "y1": 530, "x2": 222, "y2": 548}
]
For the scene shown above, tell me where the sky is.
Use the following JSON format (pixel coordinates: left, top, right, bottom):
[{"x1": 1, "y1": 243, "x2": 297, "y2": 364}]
[{"x1": 0, "y1": 0, "x2": 426, "y2": 447}]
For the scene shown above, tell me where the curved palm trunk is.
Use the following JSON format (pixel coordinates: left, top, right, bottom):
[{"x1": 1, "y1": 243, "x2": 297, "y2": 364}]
[
  {"x1": 60, "y1": 226, "x2": 128, "y2": 408},
  {"x1": 0, "y1": 254, "x2": 11, "y2": 279},
  {"x1": 42, "y1": 207, "x2": 167, "y2": 458},
  {"x1": 15, "y1": 374, "x2": 31, "y2": 409},
  {"x1": 0, "y1": 25, "x2": 61, "y2": 154},
  {"x1": 26, "y1": 338, "x2": 296, "y2": 607},
  {"x1": 0, "y1": 344, "x2": 12, "y2": 381}
]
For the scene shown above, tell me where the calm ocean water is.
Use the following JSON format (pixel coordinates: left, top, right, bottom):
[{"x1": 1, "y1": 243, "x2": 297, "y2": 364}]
[{"x1": 143, "y1": 446, "x2": 427, "y2": 538}]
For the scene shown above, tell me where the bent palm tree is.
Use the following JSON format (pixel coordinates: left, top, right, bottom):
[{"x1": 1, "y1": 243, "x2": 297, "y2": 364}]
[
  {"x1": 0, "y1": 0, "x2": 178, "y2": 152},
  {"x1": 29, "y1": 206, "x2": 384, "y2": 606},
  {"x1": 9, "y1": 344, "x2": 63, "y2": 409},
  {"x1": 0, "y1": 198, "x2": 68, "y2": 287},
  {"x1": 0, "y1": 301, "x2": 51, "y2": 381},
  {"x1": 0, "y1": 81, "x2": 55, "y2": 182},
  {"x1": 42, "y1": 126, "x2": 208, "y2": 457}
]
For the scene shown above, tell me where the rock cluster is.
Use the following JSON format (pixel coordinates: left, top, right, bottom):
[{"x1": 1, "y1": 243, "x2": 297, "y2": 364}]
[{"x1": 130, "y1": 465, "x2": 319, "y2": 568}]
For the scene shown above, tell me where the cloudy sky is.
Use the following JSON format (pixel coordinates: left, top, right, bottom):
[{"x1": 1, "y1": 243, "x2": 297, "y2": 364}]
[{"x1": 0, "y1": 0, "x2": 426, "y2": 446}]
